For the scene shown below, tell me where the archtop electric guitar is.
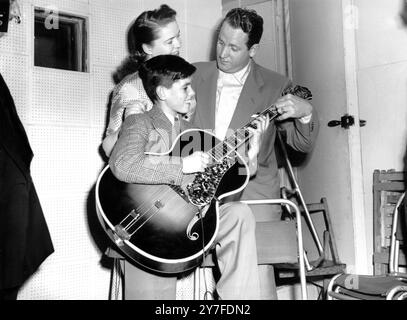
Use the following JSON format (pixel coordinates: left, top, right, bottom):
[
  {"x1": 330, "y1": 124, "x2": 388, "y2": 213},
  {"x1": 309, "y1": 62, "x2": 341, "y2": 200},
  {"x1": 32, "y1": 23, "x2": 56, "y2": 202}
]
[{"x1": 95, "y1": 85, "x2": 311, "y2": 274}]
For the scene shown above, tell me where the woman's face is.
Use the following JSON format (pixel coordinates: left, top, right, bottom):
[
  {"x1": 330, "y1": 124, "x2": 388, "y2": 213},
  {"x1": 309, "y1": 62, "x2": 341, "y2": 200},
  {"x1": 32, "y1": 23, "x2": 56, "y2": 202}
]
[{"x1": 144, "y1": 20, "x2": 181, "y2": 58}]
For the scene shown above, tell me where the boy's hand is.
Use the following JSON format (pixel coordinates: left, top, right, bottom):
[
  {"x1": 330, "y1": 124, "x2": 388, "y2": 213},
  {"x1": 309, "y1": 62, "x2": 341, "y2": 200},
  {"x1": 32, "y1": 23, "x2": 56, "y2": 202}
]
[{"x1": 182, "y1": 151, "x2": 210, "y2": 173}]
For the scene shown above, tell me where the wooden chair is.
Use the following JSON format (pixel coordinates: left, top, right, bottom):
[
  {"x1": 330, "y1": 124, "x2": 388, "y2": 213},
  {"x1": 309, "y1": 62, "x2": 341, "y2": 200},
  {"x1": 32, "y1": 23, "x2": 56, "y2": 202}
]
[
  {"x1": 327, "y1": 191, "x2": 407, "y2": 300},
  {"x1": 372, "y1": 170, "x2": 406, "y2": 275},
  {"x1": 272, "y1": 196, "x2": 346, "y2": 299},
  {"x1": 270, "y1": 128, "x2": 346, "y2": 298}
]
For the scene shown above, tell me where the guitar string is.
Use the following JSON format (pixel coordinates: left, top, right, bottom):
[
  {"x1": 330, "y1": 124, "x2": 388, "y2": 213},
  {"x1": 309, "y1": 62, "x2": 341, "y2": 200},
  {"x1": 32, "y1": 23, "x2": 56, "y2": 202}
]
[
  {"x1": 120, "y1": 175, "x2": 197, "y2": 235},
  {"x1": 121, "y1": 186, "x2": 174, "y2": 234},
  {"x1": 121, "y1": 162, "x2": 209, "y2": 235},
  {"x1": 211, "y1": 106, "x2": 278, "y2": 161},
  {"x1": 119, "y1": 106, "x2": 279, "y2": 235},
  {"x1": 119, "y1": 118, "x2": 273, "y2": 237},
  {"x1": 118, "y1": 110, "x2": 276, "y2": 235},
  {"x1": 123, "y1": 118, "x2": 273, "y2": 238}
]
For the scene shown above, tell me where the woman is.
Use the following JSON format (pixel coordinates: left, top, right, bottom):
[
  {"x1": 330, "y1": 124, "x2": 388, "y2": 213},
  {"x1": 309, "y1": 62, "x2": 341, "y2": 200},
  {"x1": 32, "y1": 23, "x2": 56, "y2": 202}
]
[
  {"x1": 102, "y1": 4, "x2": 185, "y2": 157},
  {"x1": 102, "y1": 4, "x2": 183, "y2": 300}
]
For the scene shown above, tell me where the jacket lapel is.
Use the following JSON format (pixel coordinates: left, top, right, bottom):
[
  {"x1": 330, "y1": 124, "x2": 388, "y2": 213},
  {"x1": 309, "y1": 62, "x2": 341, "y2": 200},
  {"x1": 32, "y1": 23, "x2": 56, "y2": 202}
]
[
  {"x1": 195, "y1": 62, "x2": 218, "y2": 131},
  {"x1": 148, "y1": 107, "x2": 173, "y2": 150},
  {"x1": 228, "y1": 62, "x2": 265, "y2": 130}
]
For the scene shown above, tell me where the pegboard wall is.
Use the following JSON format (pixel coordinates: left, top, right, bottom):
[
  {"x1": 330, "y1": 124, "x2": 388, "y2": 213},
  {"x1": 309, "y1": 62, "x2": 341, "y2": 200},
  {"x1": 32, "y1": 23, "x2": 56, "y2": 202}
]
[{"x1": 0, "y1": 0, "x2": 222, "y2": 300}]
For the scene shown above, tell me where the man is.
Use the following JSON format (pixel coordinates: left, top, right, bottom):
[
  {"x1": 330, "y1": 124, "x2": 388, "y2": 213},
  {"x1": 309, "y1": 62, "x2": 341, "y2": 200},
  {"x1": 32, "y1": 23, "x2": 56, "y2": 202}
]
[
  {"x1": 109, "y1": 54, "x2": 268, "y2": 300},
  {"x1": 0, "y1": 0, "x2": 54, "y2": 300},
  {"x1": 191, "y1": 8, "x2": 319, "y2": 299}
]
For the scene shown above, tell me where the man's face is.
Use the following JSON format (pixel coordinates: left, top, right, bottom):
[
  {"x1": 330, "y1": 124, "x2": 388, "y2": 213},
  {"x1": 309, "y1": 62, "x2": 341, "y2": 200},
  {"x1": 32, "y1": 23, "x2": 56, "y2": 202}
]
[
  {"x1": 216, "y1": 21, "x2": 257, "y2": 74},
  {"x1": 163, "y1": 77, "x2": 196, "y2": 116},
  {"x1": 0, "y1": 0, "x2": 21, "y2": 38}
]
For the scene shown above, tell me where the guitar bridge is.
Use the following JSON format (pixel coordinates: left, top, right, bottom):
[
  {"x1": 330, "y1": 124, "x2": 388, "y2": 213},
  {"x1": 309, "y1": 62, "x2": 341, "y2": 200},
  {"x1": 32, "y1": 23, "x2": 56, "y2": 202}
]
[
  {"x1": 114, "y1": 209, "x2": 140, "y2": 240},
  {"x1": 114, "y1": 225, "x2": 131, "y2": 241}
]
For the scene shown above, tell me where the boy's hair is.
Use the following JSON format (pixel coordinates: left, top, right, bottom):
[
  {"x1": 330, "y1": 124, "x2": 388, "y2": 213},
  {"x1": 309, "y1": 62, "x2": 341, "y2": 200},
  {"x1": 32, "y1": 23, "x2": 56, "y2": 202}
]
[
  {"x1": 221, "y1": 7, "x2": 263, "y2": 49},
  {"x1": 138, "y1": 55, "x2": 196, "y2": 103}
]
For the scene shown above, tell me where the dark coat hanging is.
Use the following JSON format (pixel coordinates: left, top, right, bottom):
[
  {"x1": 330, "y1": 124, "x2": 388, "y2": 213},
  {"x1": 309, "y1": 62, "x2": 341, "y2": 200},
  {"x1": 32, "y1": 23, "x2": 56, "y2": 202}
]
[{"x1": 0, "y1": 73, "x2": 54, "y2": 290}]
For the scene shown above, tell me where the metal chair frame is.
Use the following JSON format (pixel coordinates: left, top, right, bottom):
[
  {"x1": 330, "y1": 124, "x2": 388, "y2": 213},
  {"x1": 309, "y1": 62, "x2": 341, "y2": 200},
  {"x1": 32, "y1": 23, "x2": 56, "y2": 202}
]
[
  {"x1": 193, "y1": 198, "x2": 308, "y2": 300},
  {"x1": 240, "y1": 199, "x2": 308, "y2": 300},
  {"x1": 327, "y1": 192, "x2": 407, "y2": 300}
]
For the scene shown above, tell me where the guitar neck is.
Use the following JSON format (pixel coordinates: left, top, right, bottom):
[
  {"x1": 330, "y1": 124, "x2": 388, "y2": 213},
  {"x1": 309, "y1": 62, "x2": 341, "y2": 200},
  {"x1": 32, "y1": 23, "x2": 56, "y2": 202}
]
[
  {"x1": 208, "y1": 105, "x2": 279, "y2": 163},
  {"x1": 206, "y1": 84, "x2": 313, "y2": 163}
]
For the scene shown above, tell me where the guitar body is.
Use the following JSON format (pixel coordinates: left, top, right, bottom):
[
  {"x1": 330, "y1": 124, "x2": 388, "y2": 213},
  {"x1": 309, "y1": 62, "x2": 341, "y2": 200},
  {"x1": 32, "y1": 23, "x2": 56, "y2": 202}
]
[{"x1": 95, "y1": 129, "x2": 249, "y2": 274}]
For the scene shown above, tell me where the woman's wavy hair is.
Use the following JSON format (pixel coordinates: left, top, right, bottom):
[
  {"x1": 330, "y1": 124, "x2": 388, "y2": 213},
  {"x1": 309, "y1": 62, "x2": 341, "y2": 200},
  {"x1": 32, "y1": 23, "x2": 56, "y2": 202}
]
[{"x1": 113, "y1": 4, "x2": 177, "y2": 83}]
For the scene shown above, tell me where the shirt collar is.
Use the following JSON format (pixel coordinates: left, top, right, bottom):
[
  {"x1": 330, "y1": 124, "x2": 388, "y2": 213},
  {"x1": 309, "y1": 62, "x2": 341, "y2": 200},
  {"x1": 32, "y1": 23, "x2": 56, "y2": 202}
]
[{"x1": 218, "y1": 60, "x2": 251, "y2": 86}]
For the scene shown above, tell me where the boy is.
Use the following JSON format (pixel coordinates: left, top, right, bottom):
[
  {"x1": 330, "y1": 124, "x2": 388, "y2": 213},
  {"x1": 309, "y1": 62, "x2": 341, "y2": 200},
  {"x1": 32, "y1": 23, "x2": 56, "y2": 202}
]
[
  {"x1": 109, "y1": 54, "x2": 267, "y2": 300},
  {"x1": 109, "y1": 55, "x2": 209, "y2": 183}
]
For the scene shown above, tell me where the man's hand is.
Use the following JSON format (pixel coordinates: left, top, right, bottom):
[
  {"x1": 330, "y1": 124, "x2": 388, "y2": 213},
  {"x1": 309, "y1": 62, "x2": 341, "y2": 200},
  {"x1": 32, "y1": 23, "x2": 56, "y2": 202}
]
[
  {"x1": 182, "y1": 151, "x2": 210, "y2": 174},
  {"x1": 275, "y1": 94, "x2": 313, "y2": 121},
  {"x1": 247, "y1": 114, "x2": 270, "y2": 162}
]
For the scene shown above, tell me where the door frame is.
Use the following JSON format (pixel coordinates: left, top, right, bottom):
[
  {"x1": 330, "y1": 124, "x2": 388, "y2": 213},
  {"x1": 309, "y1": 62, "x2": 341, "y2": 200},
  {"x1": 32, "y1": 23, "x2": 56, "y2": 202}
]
[
  {"x1": 340, "y1": 0, "x2": 368, "y2": 274},
  {"x1": 284, "y1": 0, "x2": 369, "y2": 273}
]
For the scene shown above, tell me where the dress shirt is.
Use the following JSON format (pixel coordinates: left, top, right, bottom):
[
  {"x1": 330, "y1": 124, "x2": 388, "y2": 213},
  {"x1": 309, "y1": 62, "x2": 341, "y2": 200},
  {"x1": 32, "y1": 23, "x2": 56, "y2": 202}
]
[
  {"x1": 214, "y1": 62, "x2": 259, "y2": 174},
  {"x1": 215, "y1": 62, "x2": 251, "y2": 141}
]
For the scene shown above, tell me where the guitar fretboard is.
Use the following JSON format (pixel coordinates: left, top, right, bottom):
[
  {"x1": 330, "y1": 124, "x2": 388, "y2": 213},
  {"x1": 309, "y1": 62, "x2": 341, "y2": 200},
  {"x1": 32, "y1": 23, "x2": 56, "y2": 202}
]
[{"x1": 209, "y1": 106, "x2": 279, "y2": 163}]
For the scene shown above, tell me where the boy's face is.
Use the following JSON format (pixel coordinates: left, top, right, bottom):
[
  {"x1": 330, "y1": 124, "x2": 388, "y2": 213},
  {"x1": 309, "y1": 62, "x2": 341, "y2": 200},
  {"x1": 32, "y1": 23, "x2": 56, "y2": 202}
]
[{"x1": 163, "y1": 77, "x2": 195, "y2": 116}]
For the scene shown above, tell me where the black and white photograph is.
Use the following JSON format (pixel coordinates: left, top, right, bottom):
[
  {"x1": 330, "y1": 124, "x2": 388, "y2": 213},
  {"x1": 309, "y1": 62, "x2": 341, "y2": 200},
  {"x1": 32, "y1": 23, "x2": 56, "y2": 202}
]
[{"x1": 1, "y1": 0, "x2": 406, "y2": 311}]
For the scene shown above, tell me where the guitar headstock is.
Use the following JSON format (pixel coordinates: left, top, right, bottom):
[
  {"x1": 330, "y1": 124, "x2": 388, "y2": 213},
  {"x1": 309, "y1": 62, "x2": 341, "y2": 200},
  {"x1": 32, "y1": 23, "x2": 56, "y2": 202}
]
[
  {"x1": 248, "y1": 84, "x2": 312, "y2": 130},
  {"x1": 282, "y1": 84, "x2": 313, "y2": 101}
]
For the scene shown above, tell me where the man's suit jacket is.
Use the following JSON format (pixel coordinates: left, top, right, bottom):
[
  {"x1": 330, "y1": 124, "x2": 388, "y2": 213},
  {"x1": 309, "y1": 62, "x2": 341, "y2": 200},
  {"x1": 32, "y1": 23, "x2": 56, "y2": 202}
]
[
  {"x1": 0, "y1": 73, "x2": 54, "y2": 290},
  {"x1": 109, "y1": 106, "x2": 193, "y2": 186},
  {"x1": 191, "y1": 61, "x2": 319, "y2": 217}
]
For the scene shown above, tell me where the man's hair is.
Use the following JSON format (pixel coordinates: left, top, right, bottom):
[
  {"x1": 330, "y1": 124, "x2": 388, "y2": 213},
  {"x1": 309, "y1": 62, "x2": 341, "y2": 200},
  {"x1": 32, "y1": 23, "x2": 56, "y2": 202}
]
[
  {"x1": 222, "y1": 7, "x2": 263, "y2": 49},
  {"x1": 138, "y1": 55, "x2": 196, "y2": 103}
]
